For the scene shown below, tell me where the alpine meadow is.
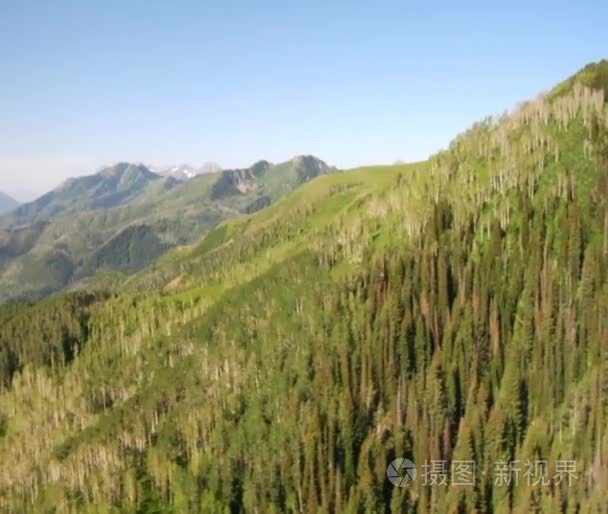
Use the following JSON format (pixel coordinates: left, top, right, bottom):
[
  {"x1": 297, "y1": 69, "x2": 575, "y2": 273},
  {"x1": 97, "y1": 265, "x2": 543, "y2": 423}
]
[{"x1": 0, "y1": 58, "x2": 607, "y2": 513}]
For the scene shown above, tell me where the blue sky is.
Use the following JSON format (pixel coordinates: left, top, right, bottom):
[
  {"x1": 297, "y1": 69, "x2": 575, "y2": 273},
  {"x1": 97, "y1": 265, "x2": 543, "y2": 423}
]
[{"x1": 0, "y1": 1, "x2": 606, "y2": 200}]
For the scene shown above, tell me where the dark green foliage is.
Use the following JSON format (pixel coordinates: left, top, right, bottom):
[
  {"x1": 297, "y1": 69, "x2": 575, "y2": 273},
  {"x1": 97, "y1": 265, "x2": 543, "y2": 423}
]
[
  {"x1": 244, "y1": 195, "x2": 271, "y2": 214},
  {"x1": 0, "y1": 292, "x2": 100, "y2": 386},
  {"x1": 0, "y1": 222, "x2": 48, "y2": 265},
  {"x1": 85, "y1": 225, "x2": 168, "y2": 273}
]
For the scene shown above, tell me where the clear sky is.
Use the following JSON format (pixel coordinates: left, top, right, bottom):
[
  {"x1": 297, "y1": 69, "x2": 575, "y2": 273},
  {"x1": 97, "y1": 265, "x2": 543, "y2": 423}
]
[{"x1": 1, "y1": 1, "x2": 606, "y2": 200}]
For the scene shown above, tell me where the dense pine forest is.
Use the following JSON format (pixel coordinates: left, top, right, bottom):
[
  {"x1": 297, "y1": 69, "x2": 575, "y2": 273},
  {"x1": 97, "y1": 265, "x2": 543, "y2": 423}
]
[{"x1": 1, "y1": 61, "x2": 608, "y2": 513}]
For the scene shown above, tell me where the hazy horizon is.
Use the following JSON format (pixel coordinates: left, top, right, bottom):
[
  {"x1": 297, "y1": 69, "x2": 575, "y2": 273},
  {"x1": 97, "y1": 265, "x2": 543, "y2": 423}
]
[{"x1": 2, "y1": 1, "x2": 606, "y2": 199}]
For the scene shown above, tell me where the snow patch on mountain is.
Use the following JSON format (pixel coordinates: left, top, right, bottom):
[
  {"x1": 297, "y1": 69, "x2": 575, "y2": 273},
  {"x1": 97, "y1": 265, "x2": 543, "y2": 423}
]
[{"x1": 153, "y1": 162, "x2": 222, "y2": 180}]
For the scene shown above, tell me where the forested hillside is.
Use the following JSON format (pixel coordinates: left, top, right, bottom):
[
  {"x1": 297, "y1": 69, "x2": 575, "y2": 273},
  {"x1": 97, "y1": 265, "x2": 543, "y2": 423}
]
[{"x1": 0, "y1": 61, "x2": 607, "y2": 513}]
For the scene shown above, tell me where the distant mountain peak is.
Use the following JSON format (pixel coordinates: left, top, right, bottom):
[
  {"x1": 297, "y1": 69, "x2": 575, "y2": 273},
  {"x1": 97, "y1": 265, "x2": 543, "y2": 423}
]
[
  {"x1": 98, "y1": 162, "x2": 156, "y2": 179},
  {"x1": 99, "y1": 162, "x2": 130, "y2": 177},
  {"x1": 290, "y1": 155, "x2": 334, "y2": 180},
  {"x1": 292, "y1": 154, "x2": 315, "y2": 163},
  {"x1": 1, "y1": 162, "x2": 173, "y2": 227},
  {"x1": 249, "y1": 160, "x2": 272, "y2": 176},
  {"x1": 0, "y1": 191, "x2": 19, "y2": 215},
  {"x1": 210, "y1": 155, "x2": 334, "y2": 201},
  {"x1": 292, "y1": 154, "x2": 330, "y2": 167},
  {"x1": 153, "y1": 162, "x2": 222, "y2": 180}
]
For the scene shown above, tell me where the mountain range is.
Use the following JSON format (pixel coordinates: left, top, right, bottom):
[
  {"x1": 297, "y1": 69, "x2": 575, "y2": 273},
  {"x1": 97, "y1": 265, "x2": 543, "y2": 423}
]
[
  {"x1": 0, "y1": 192, "x2": 18, "y2": 215},
  {"x1": 0, "y1": 155, "x2": 335, "y2": 303},
  {"x1": 0, "y1": 61, "x2": 607, "y2": 513}
]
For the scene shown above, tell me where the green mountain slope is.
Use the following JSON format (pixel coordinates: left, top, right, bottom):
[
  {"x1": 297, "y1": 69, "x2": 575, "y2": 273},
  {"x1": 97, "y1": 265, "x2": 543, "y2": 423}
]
[
  {"x1": 1, "y1": 62, "x2": 608, "y2": 513},
  {"x1": 0, "y1": 163, "x2": 177, "y2": 226},
  {"x1": 0, "y1": 192, "x2": 18, "y2": 215},
  {"x1": 0, "y1": 156, "x2": 334, "y2": 303}
]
